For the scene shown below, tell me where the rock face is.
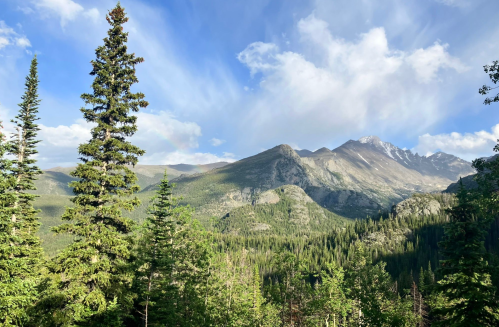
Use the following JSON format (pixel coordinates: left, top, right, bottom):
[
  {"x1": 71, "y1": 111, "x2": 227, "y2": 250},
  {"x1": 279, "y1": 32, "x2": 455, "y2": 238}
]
[{"x1": 392, "y1": 195, "x2": 441, "y2": 218}]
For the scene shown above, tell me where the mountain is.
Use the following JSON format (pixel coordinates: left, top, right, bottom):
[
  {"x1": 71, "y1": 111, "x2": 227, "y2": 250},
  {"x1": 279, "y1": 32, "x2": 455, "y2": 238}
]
[
  {"x1": 357, "y1": 136, "x2": 472, "y2": 180},
  {"x1": 169, "y1": 136, "x2": 474, "y2": 221},
  {"x1": 33, "y1": 162, "x2": 230, "y2": 196},
  {"x1": 215, "y1": 184, "x2": 349, "y2": 236},
  {"x1": 33, "y1": 136, "x2": 475, "y2": 248}
]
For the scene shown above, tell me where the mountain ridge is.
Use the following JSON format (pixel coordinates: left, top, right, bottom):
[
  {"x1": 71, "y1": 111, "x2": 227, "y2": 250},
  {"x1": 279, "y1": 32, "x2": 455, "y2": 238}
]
[{"x1": 33, "y1": 136, "x2": 475, "y2": 229}]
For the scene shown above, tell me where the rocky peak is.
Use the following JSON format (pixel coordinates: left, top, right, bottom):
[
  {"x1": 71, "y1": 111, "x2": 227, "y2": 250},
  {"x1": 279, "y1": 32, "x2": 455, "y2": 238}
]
[
  {"x1": 335, "y1": 136, "x2": 475, "y2": 181},
  {"x1": 312, "y1": 147, "x2": 334, "y2": 156},
  {"x1": 359, "y1": 135, "x2": 382, "y2": 145},
  {"x1": 270, "y1": 144, "x2": 299, "y2": 157}
]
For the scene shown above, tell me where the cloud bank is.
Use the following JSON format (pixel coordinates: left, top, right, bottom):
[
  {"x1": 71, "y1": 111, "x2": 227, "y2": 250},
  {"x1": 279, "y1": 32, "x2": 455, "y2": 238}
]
[
  {"x1": 414, "y1": 125, "x2": 499, "y2": 161},
  {"x1": 236, "y1": 14, "x2": 468, "y2": 148}
]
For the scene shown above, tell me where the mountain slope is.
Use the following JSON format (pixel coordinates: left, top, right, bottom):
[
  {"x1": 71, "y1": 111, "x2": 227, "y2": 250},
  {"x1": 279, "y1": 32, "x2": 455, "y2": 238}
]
[
  {"x1": 215, "y1": 185, "x2": 350, "y2": 236},
  {"x1": 33, "y1": 162, "x2": 230, "y2": 196},
  {"x1": 170, "y1": 137, "x2": 474, "y2": 220}
]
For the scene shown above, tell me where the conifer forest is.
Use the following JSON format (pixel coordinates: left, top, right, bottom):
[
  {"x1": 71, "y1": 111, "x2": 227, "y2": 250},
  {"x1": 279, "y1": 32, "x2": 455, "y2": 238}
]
[{"x1": 3, "y1": 2, "x2": 499, "y2": 327}]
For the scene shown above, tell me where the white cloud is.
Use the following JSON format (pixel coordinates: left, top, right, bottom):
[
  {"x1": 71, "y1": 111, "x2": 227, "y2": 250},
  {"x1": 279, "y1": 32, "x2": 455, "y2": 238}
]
[
  {"x1": 0, "y1": 21, "x2": 15, "y2": 35},
  {"x1": 0, "y1": 21, "x2": 31, "y2": 51},
  {"x1": 210, "y1": 138, "x2": 225, "y2": 146},
  {"x1": 39, "y1": 119, "x2": 93, "y2": 148},
  {"x1": 237, "y1": 14, "x2": 468, "y2": 147},
  {"x1": 33, "y1": 0, "x2": 98, "y2": 27},
  {"x1": 407, "y1": 42, "x2": 468, "y2": 83},
  {"x1": 34, "y1": 111, "x2": 223, "y2": 167},
  {"x1": 82, "y1": 8, "x2": 100, "y2": 22},
  {"x1": 15, "y1": 37, "x2": 31, "y2": 48},
  {"x1": 135, "y1": 111, "x2": 202, "y2": 151},
  {"x1": 140, "y1": 150, "x2": 236, "y2": 165},
  {"x1": 0, "y1": 37, "x2": 9, "y2": 50},
  {"x1": 413, "y1": 124, "x2": 499, "y2": 161},
  {"x1": 236, "y1": 42, "x2": 279, "y2": 77}
]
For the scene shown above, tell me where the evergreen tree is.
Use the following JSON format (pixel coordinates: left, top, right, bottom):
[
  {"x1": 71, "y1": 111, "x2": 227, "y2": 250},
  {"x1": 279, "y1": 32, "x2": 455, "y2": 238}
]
[
  {"x1": 0, "y1": 120, "x2": 23, "y2": 326},
  {"x1": 433, "y1": 182, "x2": 499, "y2": 326},
  {"x1": 0, "y1": 55, "x2": 44, "y2": 326},
  {"x1": 134, "y1": 171, "x2": 178, "y2": 327},
  {"x1": 40, "y1": 3, "x2": 148, "y2": 325},
  {"x1": 309, "y1": 262, "x2": 351, "y2": 327},
  {"x1": 347, "y1": 242, "x2": 415, "y2": 326},
  {"x1": 133, "y1": 172, "x2": 212, "y2": 326}
]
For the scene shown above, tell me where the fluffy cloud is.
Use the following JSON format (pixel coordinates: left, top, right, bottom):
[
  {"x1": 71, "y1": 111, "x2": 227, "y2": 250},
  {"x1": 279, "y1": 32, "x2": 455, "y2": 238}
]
[
  {"x1": 210, "y1": 138, "x2": 225, "y2": 146},
  {"x1": 15, "y1": 37, "x2": 31, "y2": 48},
  {"x1": 237, "y1": 14, "x2": 468, "y2": 147},
  {"x1": 0, "y1": 37, "x2": 9, "y2": 50},
  {"x1": 39, "y1": 119, "x2": 93, "y2": 148},
  {"x1": 0, "y1": 21, "x2": 31, "y2": 50},
  {"x1": 33, "y1": 0, "x2": 99, "y2": 27},
  {"x1": 413, "y1": 124, "x2": 499, "y2": 160},
  {"x1": 0, "y1": 21, "x2": 15, "y2": 35},
  {"x1": 34, "y1": 111, "x2": 234, "y2": 167},
  {"x1": 407, "y1": 42, "x2": 468, "y2": 83},
  {"x1": 237, "y1": 42, "x2": 279, "y2": 76}
]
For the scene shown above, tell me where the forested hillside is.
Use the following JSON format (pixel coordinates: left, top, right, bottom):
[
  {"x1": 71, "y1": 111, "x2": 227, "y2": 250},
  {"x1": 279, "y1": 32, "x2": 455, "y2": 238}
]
[{"x1": 2, "y1": 3, "x2": 499, "y2": 327}]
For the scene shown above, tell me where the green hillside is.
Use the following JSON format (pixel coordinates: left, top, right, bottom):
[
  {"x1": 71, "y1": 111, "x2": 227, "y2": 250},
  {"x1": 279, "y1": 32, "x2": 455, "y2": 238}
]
[{"x1": 215, "y1": 185, "x2": 350, "y2": 236}]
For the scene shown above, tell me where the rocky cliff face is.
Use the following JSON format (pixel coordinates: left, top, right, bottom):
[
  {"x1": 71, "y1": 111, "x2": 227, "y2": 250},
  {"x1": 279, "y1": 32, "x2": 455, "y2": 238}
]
[{"x1": 392, "y1": 195, "x2": 441, "y2": 218}]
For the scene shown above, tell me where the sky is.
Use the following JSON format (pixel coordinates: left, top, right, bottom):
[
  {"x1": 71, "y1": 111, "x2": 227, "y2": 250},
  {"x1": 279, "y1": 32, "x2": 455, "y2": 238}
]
[{"x1": 1, "y1": 0, "x2": 499, "y2": 168}]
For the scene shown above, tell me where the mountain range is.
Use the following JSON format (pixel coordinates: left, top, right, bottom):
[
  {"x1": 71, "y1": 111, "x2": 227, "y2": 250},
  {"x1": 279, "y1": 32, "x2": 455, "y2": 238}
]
[
  {"x1": 33, "y1": 136, "x2": 475, "y2": 249},
  {"x1": 169, "y1": 136, "x2": 474, "y2": 221}
]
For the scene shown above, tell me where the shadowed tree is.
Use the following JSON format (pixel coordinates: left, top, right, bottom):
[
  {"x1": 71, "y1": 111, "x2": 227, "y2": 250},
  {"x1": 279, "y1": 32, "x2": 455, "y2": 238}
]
[{"x1": 432, "y1": 182, "x2": 499, "y2": 326}]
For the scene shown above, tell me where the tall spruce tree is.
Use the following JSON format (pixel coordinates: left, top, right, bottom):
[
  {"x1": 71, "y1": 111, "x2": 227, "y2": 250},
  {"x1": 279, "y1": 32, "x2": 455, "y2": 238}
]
[
  {"x1": 0, "y1": 56, "x2": 44, "y2": 326},
  {"x1": 433, "y1": 182, "x2": 499, "y2": 326},
  {"x1": 43, "y1": 3, "x2": 148, "y2": 325}
]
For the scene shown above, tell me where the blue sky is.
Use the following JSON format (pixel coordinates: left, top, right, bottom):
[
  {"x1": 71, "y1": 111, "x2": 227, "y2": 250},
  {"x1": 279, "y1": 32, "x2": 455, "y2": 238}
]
[{"x1": 1, "y1": 0, "x2": 499, "y2": 168}]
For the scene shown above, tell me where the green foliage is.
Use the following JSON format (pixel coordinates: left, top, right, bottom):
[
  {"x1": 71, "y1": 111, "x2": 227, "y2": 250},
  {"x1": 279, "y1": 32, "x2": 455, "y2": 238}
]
[
  {"x1": 307, "y1": 262, "x2": 352, "y2": 326},
  {"x1": 215, "y1": 187, "x2": 349, "y2": 237},
  {"x1": 35, "y1": 4, "x2": 148, "y2": 325},
  {"x1": 432, "y1": 182, "x2": 499, "y2": 326},
  {"x1": 479, "y1": 60, "x2": 499, "y2": 105},
  {"x1": 133, "y1": 171, "x2": 212, "y2": 326},
  {"x1": 0, "y1": 55, "x2": 44, "y2": 326}
]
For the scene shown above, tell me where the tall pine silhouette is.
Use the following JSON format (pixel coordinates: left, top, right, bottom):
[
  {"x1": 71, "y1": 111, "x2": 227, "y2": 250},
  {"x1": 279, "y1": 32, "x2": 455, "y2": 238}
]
[
  {"x1": 0, "y1": 56, "x2": 44, "y2": 326},
  {"x1": 43, "y1": 3, "x2": 148, "y2": 325}
]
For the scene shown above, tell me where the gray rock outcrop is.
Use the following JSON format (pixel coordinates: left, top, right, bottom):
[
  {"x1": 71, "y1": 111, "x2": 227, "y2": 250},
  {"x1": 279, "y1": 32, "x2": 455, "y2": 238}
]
[{"x1": 392, "y1": 196, "x2": 441, "y2": 218}]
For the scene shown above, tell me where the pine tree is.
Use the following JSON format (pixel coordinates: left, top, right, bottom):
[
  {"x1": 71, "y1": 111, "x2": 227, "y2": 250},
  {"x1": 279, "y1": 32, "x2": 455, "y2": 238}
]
[
  {"x1": 133, "y1": 171, "x2": 212, "y2": 327},
  {"x1": 134, "y1": 171, "x2": 177, "y2": 327},
  {"x1": 0, "y1": 55, "x2": 44, "y2": 326},
  {"x1": 433, "y1": 182, "x2": 499, "y2": 326},
  {"x1": 0, "y1": 119, "x2": 24, "y2": 326},
  {"x1": 309, "y1": 261, "x2": 351, "y2": 327},
  {"x1": 41, "y1": 3, "x2": 148, "y2": 325}
]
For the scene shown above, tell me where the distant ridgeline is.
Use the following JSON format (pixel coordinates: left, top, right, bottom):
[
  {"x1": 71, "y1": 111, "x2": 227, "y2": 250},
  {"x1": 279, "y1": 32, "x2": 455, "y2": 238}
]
[{"x1": 35, "y1": 136, "x2": 475, "y2": 254}]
